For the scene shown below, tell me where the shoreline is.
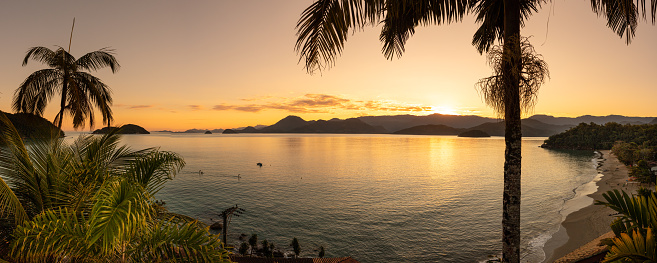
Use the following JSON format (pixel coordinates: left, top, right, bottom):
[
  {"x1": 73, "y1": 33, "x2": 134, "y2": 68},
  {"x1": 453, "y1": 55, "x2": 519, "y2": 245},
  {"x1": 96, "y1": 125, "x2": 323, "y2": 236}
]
[{"x1": 542, "y1": 150, "x2": 632, "y2": 262}]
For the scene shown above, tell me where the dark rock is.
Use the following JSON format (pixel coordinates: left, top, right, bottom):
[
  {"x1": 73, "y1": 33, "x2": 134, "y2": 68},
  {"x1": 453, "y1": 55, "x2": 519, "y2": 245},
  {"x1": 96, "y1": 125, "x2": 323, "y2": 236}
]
[
  {"x1": 210, "y1": 221, "x2": 222, "y2": 230},
  {"x1": 204, "y1": 131, "x2": 212, "y2": 134}
]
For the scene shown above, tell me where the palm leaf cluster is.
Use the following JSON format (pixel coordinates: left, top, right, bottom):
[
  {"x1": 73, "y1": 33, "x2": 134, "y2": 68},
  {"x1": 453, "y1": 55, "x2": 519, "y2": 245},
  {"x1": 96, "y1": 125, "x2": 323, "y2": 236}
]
[
  {"x1": 475, "y1": 37, "x2": 549, "y2": 116},
  {"x1": 597, "y1": 189, "x2": 657, "y2": 262},
  {"x1": 295, "y1": 0, "x2": 655, "y2": 74},
  {"x1": 14, "y1": 46, "x2": 118, "y2": 129},
  {"x1": 0, "y1": 113, "x2": 230, "y2": 262}
]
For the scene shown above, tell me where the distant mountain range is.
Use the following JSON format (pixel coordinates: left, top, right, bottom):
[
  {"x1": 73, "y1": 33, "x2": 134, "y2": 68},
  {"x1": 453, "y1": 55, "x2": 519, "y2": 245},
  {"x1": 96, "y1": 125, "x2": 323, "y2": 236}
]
[{"x1": 217, "y1": 114, "x2": 657, "y2": 137}]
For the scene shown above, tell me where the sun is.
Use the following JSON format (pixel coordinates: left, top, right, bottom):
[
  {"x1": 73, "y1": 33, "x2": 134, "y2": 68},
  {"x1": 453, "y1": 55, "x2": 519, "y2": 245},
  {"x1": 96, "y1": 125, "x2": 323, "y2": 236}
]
[{"x1": 430, "y1": 106, "x2": 461, "y2": 116}]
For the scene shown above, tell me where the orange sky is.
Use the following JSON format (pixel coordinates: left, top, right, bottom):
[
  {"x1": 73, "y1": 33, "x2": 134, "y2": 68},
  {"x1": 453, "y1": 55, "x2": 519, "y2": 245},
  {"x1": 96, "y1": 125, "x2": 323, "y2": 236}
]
[{"x1": 0, "y1": 1, "x2": 656, "y2": 131}]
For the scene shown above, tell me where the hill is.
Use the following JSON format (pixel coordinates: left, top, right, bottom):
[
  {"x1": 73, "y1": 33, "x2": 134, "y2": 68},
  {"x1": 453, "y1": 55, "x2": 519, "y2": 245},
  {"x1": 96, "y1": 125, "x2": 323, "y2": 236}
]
[
  {"x1": 357, "y1": 114, "x2": 495, "y2": 132},
  {"x1": 290, "y1": 118, "x2": 386, "y2": 133},
  {"x1": 92, "y1": 124, "x2": 150, "y2": 134},
  {"x1": 393, "y1": 124, "x2": 464, "y2": 135},
  {"x1": 528, "y1": 114, "x2": 654, "y2": 126},
  {"x1": 541, "y1": 122, "x2": 657, "y2": 150},
  {"x1": 458, "y1": 130, "x2": 490, "y2": 137},
  {"x1": 2, "y1": 112, "x2": 64, "y2": 138},
  {"x1": 260, "y1": 115, "x2": 308, "y2": 133}
]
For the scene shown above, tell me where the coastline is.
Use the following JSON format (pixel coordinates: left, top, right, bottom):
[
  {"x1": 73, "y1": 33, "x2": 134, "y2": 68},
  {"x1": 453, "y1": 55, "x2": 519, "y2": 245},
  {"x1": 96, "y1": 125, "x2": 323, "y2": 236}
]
[{"x1": 542, "y1": 150, "x2": 632, "y2": 262}]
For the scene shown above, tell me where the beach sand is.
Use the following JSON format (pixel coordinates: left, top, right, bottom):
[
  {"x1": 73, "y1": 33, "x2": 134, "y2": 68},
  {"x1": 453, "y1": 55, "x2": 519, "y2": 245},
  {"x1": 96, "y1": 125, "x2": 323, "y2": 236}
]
[{"x1": 543, "y1": 150, "x2": 633, "y2": 262}]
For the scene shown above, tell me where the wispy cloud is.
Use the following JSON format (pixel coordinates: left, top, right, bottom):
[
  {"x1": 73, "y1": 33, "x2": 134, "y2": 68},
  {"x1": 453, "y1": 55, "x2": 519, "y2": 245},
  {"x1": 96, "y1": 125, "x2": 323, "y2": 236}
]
[
  {"x1": 115, "y1": 104, "x2": 154, "y2": 110},
  {"x1": 211, "y1": 94, "x2": 433, "y2": 114},
  {"x1": 188, "y1": 105, "x2": 204, "y2": 111}
]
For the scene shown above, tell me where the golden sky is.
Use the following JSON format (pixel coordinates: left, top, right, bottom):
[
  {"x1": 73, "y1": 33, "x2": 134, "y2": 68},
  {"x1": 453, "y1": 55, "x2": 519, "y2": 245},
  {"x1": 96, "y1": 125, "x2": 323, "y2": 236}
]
[{"x1": 0, "y1": 1, "x2": 656, "y2": 131}]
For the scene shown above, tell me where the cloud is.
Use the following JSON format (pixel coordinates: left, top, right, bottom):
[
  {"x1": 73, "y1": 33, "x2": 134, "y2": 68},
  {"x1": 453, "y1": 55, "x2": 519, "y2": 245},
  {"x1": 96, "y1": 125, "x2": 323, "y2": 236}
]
[
  {"x1": 211, "y1": 94, "x2": 434, "y2": 114},
  {"x1": 115, "y1": 104, "x2": 154, "y2": 110},
  {"x1": 188, "y1": 105, "x2": 204, "y2": 111}
]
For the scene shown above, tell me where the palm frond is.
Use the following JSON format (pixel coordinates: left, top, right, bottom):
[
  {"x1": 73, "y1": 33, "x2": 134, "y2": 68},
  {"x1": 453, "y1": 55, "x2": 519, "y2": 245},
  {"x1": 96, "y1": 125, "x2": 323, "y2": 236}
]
[
  {"x1": 296, "y1": 0, "x2": 356, "y2": 74},
  {"x1": 130, "y1": 220, "x2": 230, "y2": 262},
  {"x1": 0, "y1": 113, "x2": 29, "y2": 225},
  {"x1": 590, "y1": 0, "x2": 655, "y2": 44},
  {"x1": 122, "y1": 150, "x2": 185, "y2": 195},
  {"x1": 13, "y1": 69, "x2": 61, "y2": 116},
  {"x1": 76, "y1": 48, "x2": 120, "y2": 73},
  {"x1": 10, "y1": 207, "x2": 90, "y2": 262},
  {"x1": 598, "y1": 189, "x2": 653, "y2": 230},
  {"x1": 472, "y1": 0, "x2": 544, "y2": 53},
  {"x1": 87, "y1": 178, "x2": 150, "y2": 255},
  {"x1": 22, "y1": 47, "x2": 56, "y2": 67},
  {"x1": 380, "y1": 0, "x2": 470, "y2": 59},
  {"x1": 475, "y1": 37, "x2": 548, "y2": 116},
  {"x1": 603, "y1": 228, "x2": 656, "y2": 262},
  {"x1": 74, "y1": 71, "x2": 114, "y2": 127}
]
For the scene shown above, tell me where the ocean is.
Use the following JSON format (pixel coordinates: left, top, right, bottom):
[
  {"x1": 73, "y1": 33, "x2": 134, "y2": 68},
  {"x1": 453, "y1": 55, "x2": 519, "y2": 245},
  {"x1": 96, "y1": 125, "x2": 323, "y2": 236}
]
[{"x1": 66, "y1": 132, "x2": 599, "y2": 262}]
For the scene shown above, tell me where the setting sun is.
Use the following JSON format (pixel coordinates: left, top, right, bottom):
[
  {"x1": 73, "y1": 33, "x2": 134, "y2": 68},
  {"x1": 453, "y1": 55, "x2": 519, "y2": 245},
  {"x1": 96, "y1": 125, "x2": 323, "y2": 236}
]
[{"x1": 430, "y1": 106, "x2": 462, "y2": 116}]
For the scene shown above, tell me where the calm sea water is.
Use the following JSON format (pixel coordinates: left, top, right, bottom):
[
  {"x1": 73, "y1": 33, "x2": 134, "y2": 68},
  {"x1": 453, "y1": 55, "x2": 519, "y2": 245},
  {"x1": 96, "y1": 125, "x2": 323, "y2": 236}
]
[{"x1": 66, "y1": 132, "x2": 597, "y2": 262}]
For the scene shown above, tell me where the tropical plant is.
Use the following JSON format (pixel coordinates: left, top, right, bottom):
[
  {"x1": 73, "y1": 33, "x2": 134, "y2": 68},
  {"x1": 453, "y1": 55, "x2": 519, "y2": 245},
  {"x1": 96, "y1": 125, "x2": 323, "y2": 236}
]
[
  {"x1": 239, "y1": 242, "x2": 249, "y2": 255},
  {"x1": 261, "y1": 239, "x2": 270, "y2": 257},
  {"x1": 14, "y1": 46, "x2": 119, "y2": 129},
  {"x1": 291, "y1": 237, "x2": 301, "y2": 257},
  {"x1": 597, "y1": 189, "x2": 657, "y2": 262},
  {"x1": 295, "y1": 1, "x2": 656, "y2": 262},
  {"x1": 249, "y1": 233, "x2": 258, "y2": 255},
  {"x1": 0, "y1": 112, "x2": 230, "y2": 262}
]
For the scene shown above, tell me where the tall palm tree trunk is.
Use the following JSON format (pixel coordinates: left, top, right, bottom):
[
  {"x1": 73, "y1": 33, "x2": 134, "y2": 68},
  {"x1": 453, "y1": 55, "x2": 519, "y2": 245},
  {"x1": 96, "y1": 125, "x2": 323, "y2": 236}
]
[
  {"x1": 57, "y1": 79, "x2": 67, "y2": 129},
  {"x1": 502, "y1": 0, "x2": 522, "y2": 262}
]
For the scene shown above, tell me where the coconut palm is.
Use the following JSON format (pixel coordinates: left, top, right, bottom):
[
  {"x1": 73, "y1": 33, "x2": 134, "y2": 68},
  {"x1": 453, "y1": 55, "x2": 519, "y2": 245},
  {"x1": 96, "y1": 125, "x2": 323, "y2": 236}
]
[
  {"x1": 13, "y1": 46, "x2": 119, "y2": 130},
  {"x1": 0, "y1": 113, "x2": 230, "y2": 262},
  {"x1": 295, "y1": 1, "x2": 656, "y2": 262}
]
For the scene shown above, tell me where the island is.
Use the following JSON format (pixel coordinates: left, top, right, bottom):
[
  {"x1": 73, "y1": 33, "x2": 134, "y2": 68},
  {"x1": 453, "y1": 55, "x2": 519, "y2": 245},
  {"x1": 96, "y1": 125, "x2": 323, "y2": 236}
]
[
  {"x1": 92, "y1": 124, "x2": 150, "y2": 134},
  {"x1": 458, "y1": 130, "x2": 490, "y2": 137},
  {"x1": 2, "y1": 111, "x2": 64, "y2": 138}
]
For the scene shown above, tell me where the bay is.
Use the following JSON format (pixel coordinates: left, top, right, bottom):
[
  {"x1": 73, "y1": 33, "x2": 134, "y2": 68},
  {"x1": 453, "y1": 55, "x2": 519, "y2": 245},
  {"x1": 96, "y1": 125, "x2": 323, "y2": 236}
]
[{"x1": 68, "y1": 132, "x2": 597, "y2": 262}]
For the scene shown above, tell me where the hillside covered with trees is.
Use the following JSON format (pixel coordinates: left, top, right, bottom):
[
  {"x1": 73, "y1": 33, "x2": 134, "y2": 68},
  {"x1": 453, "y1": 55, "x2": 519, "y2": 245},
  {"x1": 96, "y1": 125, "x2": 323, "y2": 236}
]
[{"x1": 541, "y1": 122, "x2": 657, "y2": 150}]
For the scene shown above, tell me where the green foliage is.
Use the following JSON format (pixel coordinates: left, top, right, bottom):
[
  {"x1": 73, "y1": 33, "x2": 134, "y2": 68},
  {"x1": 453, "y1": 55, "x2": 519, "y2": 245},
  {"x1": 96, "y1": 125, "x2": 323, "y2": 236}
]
[
  {"x1": 318, "y1": 245, "x2": 325, "y2": 258},
  {"x1": 249, "y1": 233, "x2": 258, "y2": 255},
  {"x1": 291, "y1": 237, "x2": 300, "y2": 257},
  {"x1": 630, "y1": 160, "x2": 655, "y2": 184},
  {"x1": 612, "y1": 141, "x2": 640, "y2": 165},
  {"x1": 261, "y1": 239, "x2": 270, "y2": 257},
  {"x1": 597, "y1": 189, "x2": 657, "y2": 262},
  {"x1": 239, "y1": 242, "x2": 249, "y2": 255},
  {"x1": 0, "y1": 113, "x2": 229, "y2": 262},
  {"x1": 543, "y1": 122, "x2": 657, "y2": 151}
]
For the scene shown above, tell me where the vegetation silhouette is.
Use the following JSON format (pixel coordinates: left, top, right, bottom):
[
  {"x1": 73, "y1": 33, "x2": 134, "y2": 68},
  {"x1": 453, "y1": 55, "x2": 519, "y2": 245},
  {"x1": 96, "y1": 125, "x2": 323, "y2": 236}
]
[
  {"x1": 295, "y1": 1, "x2": 657, "y2": 261},
  {"x1": 14, "y1": 46, "x2": 119, "y2": 130},
  {"x1": 542, "y1": 122, "x2": 657, "y2": 150},
  {"x1": 291, "y1": 237, "x2": 301, "y2": 257},
  {"x1": 0, "y1": 112, "x2": 229, "y2": 262}
]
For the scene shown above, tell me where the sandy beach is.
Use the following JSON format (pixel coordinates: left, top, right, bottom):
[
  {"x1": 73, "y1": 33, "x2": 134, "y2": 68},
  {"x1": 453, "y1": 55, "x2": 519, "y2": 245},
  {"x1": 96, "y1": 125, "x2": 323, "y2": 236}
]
[{"x1": 543, "y1": 150, "x2": 633, "y2": 262}]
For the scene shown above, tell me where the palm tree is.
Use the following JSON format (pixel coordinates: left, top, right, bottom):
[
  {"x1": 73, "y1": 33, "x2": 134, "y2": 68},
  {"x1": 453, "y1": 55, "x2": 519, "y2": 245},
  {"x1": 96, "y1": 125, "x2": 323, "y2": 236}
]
[
  {"x1": 295, "y1": 1, "x2": 656, "y2": 262},
  {"x1": 0, "y1": 113, "x2": 230, "y2": 262},
  {"x1": 13, "y1": 46, "x2": 119, "y2": 130}
]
